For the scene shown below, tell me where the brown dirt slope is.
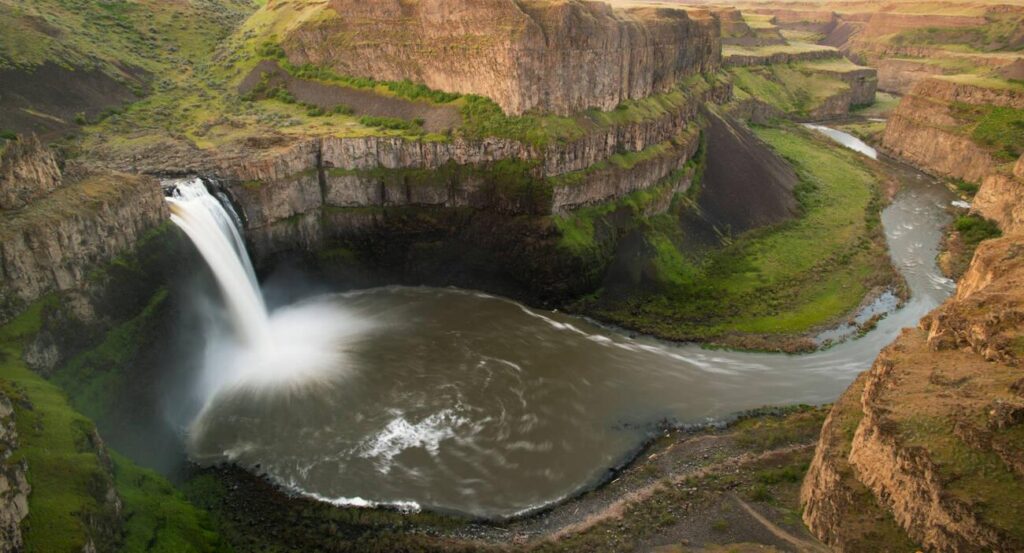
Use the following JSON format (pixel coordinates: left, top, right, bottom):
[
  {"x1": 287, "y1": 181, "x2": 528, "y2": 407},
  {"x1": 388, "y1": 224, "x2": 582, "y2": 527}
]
[
  {"x1": 698, "y1": 109, "x2": 800, "y2": 233},
  {"x1": 0, "y1": 63, "x2": 141, "y2": 139}
]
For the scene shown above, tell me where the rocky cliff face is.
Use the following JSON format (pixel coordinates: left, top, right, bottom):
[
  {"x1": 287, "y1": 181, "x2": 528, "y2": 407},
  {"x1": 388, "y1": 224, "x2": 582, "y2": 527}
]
[
  {"x1": 0, "y1": 136, "x2": 62, "y2": 211},
  {"x1": 218, "y1": 125, "x2": 703, "y2": 262},
  {"x1": 882, "y1": 78, "x2": 1024, "y2": 184},
  {"x1": 723, "y1": 47, "x2": 840, "y2": 68},
  {"x1": 0, "y1": 393, "x2": 29, "y2": 553},
  {"x1": 0, "y1": 158, "x2": 168, "y2": 324},
  {"x1": 974, "y1": 163, "x2": 1024, "y2": 236},
  {"x1": 804, "y1": 234, "x2": 1024, "y2": 551},
  {"x1": 276, "y1": 0, "x2": 721, "y2": 116}
]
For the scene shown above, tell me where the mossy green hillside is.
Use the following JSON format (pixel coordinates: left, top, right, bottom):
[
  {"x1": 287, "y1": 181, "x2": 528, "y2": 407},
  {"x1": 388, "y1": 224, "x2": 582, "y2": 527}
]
[
  {"x1": 886, "y1": 11, "x2": 1024, "y2": 53},
  {"x1": 0, "y1": 0, "x2": 254, "y2": 74},
  {"x1": 951, "y1": 101, "x2": 1024, "y2": 162},
  {"x1": 573, "y1": 125, "x2": 892, "y2": 342},
  {"x1": 729, "y1": 64, "x2": 850, "y2": 118},
  {"x1": 0, "y1": 300, "x2": 224, "y2": 552}
]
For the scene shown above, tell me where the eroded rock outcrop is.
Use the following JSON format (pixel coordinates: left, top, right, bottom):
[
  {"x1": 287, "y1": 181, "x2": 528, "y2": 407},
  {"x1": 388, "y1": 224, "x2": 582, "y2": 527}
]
[
  {"x1": 276, "y1": 0, "x2": 721, "y2": 116},
  {"x1": 974, "y1": 168, "x2": 1024, "y2": 237},
  {"x1": 0, "y1": 135, "x2": 62, "y2": 211},
  {"x1": 0, "y1": 392, "x2": 29, "y2": 553},
  {"x1": 0, "y1": 162, "x2": 168, "y2": 324}
]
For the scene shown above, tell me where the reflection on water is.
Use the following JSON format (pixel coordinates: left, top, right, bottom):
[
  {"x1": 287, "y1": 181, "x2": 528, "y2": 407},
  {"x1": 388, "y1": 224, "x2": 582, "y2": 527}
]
[
  {"x1": 802, "y1": 123, "x2": 878, "y2": 159},
  {"x1": 187, "y1": 158, "x2": 955, "y2": 518}
]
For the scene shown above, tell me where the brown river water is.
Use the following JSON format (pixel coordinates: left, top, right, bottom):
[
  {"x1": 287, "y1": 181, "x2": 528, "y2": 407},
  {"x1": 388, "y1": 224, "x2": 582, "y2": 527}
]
[{"x1": 185, "y1": 129, "x2": 958, "y2": 518}]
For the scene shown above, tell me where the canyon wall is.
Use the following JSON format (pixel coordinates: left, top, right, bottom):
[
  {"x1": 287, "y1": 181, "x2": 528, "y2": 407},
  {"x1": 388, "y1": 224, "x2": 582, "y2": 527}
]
[
  {"x1": 277, "y1": 0, "x2": 721, "y2": 116},
  {"x1": 804, "y1": 72, "x2": 1024, "y2": 552},
  {"x1": 804, "y1": 231, "x2": 1024, "y2": 552},
  {"x1": 0, "y1": 393, "x2": 28, "y2": 553},
  {"x1": 882, "y1": 77, "x2": 1024, "y2": 184},
  {"x1": 0, "y1": 139, "x2": 168, "y2": 324}
]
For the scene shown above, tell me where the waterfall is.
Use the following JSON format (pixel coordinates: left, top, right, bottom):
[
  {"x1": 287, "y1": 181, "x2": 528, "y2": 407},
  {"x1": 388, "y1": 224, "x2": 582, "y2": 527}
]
[{"x1": 166, "y1": 178, "x2": 270, "y2": 345}]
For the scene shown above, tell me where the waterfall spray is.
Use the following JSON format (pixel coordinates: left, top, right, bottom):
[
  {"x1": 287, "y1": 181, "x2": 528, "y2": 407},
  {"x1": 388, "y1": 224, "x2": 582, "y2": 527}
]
[
  {"x1": 165, "y1": 177, "x2": 369, "y2": 409},
  {"x1": 167, "y1": 178, "x2": 270, "y2": 345}
]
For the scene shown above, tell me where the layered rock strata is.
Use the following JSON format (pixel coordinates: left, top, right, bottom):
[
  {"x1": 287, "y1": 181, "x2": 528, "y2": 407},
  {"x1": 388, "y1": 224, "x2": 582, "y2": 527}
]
[
  {"x1": 276, "y1": 0, "x2": 721, "y2": 116},
  {"x1": 0, "y1": 136, "x2": 62, "y2": 210},
  {"x1": 723, "y1": 46, "x2": 841, "y2": 67},
  {"x1": 882, "y1": 77, "x2": 1024, "y2": 184},
  {"x1": 804, "y1": 234, "x2": 1024, "y2": 551}
]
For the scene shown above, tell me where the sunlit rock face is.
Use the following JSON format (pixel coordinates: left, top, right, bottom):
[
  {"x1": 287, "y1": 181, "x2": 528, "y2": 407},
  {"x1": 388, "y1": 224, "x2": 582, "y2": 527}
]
[{"x1": 277, "y1": 0, "x2": 721, "y2": 116}]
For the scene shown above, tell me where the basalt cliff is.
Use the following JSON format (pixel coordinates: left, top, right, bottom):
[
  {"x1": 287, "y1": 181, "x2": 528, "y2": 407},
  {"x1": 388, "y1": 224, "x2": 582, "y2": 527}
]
[{"x1": 275, "y1": 0, "x2": 721, "y2": 116}]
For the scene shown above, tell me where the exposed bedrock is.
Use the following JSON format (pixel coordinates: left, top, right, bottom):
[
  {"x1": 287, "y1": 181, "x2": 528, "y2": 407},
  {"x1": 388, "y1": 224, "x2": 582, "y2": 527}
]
[
  {"x1": 804, "y1": 234, "x2": 1024, "y2": 551},
  {"x1": 974, "y1": 159, "x2": 1024, "y2": 236},
  {"x1": 716, "y1": 8, "x2": 785, "y2": 47},
  {"x1": 723, "y1": 47, "x2": 841, "y2": 68},
  {"x1": 0, "y1": 140, "x2": 167, "y2": 324},
  {"x1": 0, "y1": 393, "x2": 29, "y2": 553},
  {"x1": 881, "y1": 77, "x2": 1024, "y2": 184},
  {"x1": 0, "y1": 135, "x2": 62, "y2": 210},
  {"x1": 278, "y1": 0, "x2": 721, "y2": 116}
]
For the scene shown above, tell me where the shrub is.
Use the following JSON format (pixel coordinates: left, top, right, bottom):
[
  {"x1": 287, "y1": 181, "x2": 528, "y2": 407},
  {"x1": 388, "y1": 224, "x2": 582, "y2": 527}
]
[
  {"x1": 955, "y1": 214, "x2": 1002, "y2": 245},
  {"x1": 749, "y1": 484, "x2": 772, "y2": 502},
  {"x1": 331, "y1": 104, "x2": 354, "y2": 115},
  {"x1": 0, "y1": 130, "x2": 17, "y2": 140},
  {"x1": 74, "y1": 112, "x2": 88, "y2": 125},
  {"x1": 256, "y1": 40, "x2": 286, "y2": 59},
  {"x1": 952, "y1": 178, "x2": 980, "y2": 196},
  {"x1": 358, "y1": 115, "x2": 420, "y2": 131},
  {"x1": 384, "y1": 79, "x2": 460, "y2": 103},
  {"x1": 270, "y1": 87, "x2": 296, "y2": 104}
]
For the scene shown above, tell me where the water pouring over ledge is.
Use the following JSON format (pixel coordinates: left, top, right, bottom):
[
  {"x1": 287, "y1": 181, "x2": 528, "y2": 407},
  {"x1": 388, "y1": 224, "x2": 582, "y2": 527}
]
[
  {"x1": 164, "y1": 178, "x2": 368, "y2": 400},
  {"x1": 167, "y1": 178, "x2": 269, "y2": 345}
]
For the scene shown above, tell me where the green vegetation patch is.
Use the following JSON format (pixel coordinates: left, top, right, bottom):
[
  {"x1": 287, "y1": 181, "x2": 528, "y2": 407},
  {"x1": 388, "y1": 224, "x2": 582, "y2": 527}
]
[
  {"x1": 723, "y1": 41, "x2": 836, "y2": 58},
  {"x1": 0, "y1": 297, "x2": 225, "y2": 552},
  {"x1": 887, "y1": 12, "x2": 1024, "y2": 53},
  {"x1": 112, "y1": 452, "x2": 227, "y2": 553},
  {"x1": 583, "y1": 125, "x2": 893, "y2": 342},
  {"x1": 53, "y1": 289, "x2": 167, "y2": 424},
  {"x1": 900, "y1": 414, "x2": 1024, "y2": 541},
  {"x1": 954, "y1": 213, "x2": 1003, "y2": 245},
  {"x1": 729, "y1": 65, "x2": 850, "y2": 118},
  {"x1": 0, "y1": 299, "x2": 107, "y2": 552},
  {"x1": 951, "y1": 102, "x2": 1024, "y2": 161},
  {"x1": 855, "y1": 91, "x2": 901, "y2": 118}
]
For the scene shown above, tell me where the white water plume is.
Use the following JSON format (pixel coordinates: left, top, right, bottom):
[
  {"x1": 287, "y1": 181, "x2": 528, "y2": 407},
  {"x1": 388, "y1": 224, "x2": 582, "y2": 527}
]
[
  {"x1": 167, "y1": 178, "x2": 269, "y2": 345},
  {"x1": 165, "y1": 178, "x2": 368, "y2": 407}
]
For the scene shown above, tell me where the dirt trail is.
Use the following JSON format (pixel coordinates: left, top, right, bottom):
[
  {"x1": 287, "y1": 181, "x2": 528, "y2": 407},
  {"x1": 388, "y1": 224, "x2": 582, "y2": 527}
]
[
  {"x1": 542, "y1": 443, "x2": 816, "y2": 544},
  {"x1": 239, "y1": 61, "x2": 462, "y2": 132},
  {"x1": 731, "y1": 494, "x2": 829, "y2": 553}
]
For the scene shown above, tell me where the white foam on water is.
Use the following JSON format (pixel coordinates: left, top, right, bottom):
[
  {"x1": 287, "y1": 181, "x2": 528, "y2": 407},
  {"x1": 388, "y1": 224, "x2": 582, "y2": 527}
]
[{"x1": 358, "y1": 409, "x2": 469, "y2": 474}]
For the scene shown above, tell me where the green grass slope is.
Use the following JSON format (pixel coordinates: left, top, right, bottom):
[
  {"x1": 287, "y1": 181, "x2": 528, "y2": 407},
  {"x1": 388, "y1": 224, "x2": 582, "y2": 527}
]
[
  {"x1": 578, "y1": 125, "x2": 893, "y2": 346},
  {"x1": 0, "y1": 300, "x2": 226, "y2": 552}
]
